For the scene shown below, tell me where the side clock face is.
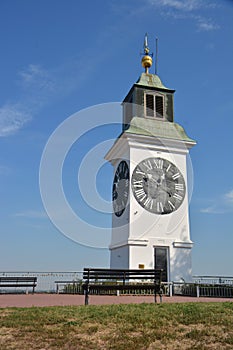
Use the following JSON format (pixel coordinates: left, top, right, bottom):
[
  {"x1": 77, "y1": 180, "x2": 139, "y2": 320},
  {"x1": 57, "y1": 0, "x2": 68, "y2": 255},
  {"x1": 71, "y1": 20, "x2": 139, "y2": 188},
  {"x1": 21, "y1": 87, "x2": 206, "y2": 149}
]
[
  {"x1": 112, "y1": 161, "x2": 129, "y2": 217},
  {"x1": 131, "y1": 157, "x2": 186, "y2": 214}
]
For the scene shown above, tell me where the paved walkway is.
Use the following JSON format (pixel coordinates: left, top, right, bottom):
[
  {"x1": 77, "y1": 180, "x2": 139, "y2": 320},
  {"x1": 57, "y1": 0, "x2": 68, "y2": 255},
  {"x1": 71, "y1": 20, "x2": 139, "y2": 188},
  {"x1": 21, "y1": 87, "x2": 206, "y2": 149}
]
[{"x1": 0, "y1": 294, "x2": 232, "y2": 308}]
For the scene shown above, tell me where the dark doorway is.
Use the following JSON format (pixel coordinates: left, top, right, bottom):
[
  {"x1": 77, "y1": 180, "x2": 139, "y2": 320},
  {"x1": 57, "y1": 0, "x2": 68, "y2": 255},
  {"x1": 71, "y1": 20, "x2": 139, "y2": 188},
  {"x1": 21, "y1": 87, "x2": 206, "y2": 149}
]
[{"x1": 154, "y1": 247, "x2": 168, "y2": 282}]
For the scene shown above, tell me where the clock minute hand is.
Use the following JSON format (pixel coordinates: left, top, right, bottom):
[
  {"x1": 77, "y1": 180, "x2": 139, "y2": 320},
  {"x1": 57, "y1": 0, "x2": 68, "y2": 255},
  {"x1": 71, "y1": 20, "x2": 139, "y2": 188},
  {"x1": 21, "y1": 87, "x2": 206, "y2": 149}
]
[{"x1": 145, "y1": 174, "x2": 159, "y2": 185}]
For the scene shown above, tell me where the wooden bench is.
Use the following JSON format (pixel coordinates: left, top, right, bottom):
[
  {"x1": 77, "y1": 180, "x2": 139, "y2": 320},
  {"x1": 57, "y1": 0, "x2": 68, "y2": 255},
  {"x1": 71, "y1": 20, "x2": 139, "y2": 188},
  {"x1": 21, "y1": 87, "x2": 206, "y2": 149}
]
[
  {"x1": 0, "y1": 277, "x2": 37, "y2": 294},
  {"x1": 82, "y1": 268, "x2": 163, "y2": 305}
]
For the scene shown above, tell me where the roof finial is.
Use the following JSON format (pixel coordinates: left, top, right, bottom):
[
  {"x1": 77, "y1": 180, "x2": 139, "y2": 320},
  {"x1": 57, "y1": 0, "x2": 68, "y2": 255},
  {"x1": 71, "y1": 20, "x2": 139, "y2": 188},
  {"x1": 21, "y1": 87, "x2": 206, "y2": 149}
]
[
  {"x1": 141, "y1": 33, "x2": 153, "y2": 74},
  {"x1": 144, "y1": 33, "x2": 149, "y2": 54}
]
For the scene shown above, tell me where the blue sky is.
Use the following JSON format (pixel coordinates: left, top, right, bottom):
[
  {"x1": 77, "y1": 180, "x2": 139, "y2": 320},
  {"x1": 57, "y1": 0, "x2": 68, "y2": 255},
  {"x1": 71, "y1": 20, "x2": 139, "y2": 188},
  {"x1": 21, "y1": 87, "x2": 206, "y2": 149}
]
[{"x1": 0, "y1": 0, "x2": 232, "y2": 275}]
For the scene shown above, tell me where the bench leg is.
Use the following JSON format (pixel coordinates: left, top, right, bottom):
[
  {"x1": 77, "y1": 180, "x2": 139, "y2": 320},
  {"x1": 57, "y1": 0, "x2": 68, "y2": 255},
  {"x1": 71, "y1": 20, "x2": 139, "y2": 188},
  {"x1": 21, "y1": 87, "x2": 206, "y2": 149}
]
[
  {"x1": 84, "y1": 289, "x2": 89, "y2": 305},
  {"x1": 154, "y1": 288, "x2": 157, "y2": 303}
]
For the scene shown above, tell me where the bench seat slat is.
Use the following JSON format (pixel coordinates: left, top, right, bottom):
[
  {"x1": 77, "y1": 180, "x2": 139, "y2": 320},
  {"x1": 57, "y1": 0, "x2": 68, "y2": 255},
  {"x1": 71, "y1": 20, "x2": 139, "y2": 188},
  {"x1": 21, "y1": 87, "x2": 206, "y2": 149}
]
[
  {"x1": 0, "y1": 284, "x2": 36, "y2": 287},
  {"x1": 83, "y1": 275, "x2": 161, "y2": 279},
  {"x1": 54, "y1": 281, "x2": 80, "y2": 284},
  {"x1": 88, "y1": 284, "x2": 159, "y2": 291},
  {"x1": 83, "y1": 273, "x2": 159, "y2": 276},
  {"x1": 83, "y1": 267, "x2": 160, "y2": 273}
]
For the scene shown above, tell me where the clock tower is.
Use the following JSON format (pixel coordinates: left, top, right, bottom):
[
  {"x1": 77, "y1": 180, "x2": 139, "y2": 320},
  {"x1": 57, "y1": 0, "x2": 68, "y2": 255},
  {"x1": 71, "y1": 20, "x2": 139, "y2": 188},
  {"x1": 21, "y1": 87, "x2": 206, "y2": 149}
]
[{"x1": 105, "y1": 35, "x2": 196, "y2": 282}]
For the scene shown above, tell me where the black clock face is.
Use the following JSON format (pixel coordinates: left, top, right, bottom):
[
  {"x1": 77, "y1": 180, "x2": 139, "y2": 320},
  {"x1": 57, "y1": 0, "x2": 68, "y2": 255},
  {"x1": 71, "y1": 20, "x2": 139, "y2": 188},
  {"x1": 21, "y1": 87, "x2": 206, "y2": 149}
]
[
  {"x1": 112, "y1": 161, "x2": 129, "y2": 217},
  {"x1": 131, "y1": 157, "x2": 186, "y2": 214}
]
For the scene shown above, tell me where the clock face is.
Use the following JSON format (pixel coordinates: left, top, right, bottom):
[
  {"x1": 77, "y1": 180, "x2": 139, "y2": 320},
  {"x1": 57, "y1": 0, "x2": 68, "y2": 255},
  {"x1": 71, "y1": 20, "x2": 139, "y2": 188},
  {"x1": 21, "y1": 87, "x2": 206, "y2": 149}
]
[
  {"x1": 112, "y1": 161, "x2": 129, "y2": 217},
  {"x1": 131, "y1": 157, "x2": 186, "y2": 214}
]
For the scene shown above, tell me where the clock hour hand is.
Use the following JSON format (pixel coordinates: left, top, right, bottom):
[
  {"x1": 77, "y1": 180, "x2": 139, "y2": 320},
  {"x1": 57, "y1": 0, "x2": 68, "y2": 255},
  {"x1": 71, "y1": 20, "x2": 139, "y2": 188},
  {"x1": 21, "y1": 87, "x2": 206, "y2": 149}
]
[{"x1": 160, "y1": 186, "x2": 172, "y2": 197}]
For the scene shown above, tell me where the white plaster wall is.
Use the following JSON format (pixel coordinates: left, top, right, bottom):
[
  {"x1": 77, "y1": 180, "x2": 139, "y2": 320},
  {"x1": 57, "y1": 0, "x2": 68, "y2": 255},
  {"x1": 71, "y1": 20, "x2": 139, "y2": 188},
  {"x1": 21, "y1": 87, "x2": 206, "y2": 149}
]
[
  {"x1": 110, "y1": 246, "x2": 129, "y2": 269},
  {"x1": 129, "y1": 245, "x2": 154, "y2": 269},
  {"x1": 170, "y1": 247, "x2": 192, "y2": 282}
]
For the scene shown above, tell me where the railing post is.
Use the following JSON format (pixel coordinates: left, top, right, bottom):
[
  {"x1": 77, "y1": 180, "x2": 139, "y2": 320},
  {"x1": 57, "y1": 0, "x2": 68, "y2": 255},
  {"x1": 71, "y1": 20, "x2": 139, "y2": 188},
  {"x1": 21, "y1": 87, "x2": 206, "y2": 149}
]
[
  {"x1": 196, "y1": 284, "x2": 200, "y2": 298},
  {"x1": 154, "y1": 270, "x2": 158, "y2": 303},
  {"x1": 169, "y1": 283, "x2": 173, "y2": 297}
]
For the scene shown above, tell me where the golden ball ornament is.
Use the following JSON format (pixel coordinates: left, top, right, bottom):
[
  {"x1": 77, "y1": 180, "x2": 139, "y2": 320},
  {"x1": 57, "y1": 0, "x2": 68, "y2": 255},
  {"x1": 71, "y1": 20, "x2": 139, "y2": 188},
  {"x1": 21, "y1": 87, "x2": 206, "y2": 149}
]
[{"x1": 141, "y1": 55, "x2": 153, "y2": 69}]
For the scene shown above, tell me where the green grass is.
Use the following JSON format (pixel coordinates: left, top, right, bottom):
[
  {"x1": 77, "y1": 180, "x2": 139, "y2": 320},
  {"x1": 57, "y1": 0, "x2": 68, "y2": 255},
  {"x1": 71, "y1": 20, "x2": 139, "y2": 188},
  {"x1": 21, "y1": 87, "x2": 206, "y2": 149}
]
[{"x1": 0, "y1": 303, "x2": 232, "y2": 349}]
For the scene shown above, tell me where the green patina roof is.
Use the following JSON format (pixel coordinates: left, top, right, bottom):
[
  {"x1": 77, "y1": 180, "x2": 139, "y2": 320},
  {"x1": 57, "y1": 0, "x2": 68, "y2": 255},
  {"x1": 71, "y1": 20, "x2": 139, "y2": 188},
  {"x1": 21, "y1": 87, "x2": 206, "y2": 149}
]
[
  {"x1": 135, "y1": 73, "x2": 174, "y2": 91},
  {"x1": 124, "y1": 117, "x2": 195, "y2": 143}
]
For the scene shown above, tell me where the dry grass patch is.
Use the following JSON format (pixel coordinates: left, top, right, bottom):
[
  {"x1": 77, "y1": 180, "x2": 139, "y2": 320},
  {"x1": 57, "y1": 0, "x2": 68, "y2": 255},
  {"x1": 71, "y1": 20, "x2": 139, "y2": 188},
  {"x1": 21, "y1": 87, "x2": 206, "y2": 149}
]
[{"x1": 0, "y1": 302, "x2": 232, "y2": 349}]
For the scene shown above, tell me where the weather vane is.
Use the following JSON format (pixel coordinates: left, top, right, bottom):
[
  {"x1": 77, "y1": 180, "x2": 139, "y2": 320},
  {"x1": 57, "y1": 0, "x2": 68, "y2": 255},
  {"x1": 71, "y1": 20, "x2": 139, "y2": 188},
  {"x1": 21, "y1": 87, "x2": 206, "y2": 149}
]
[{"x1": 141, "y1": 33, "x2": 153, "y2": 74}]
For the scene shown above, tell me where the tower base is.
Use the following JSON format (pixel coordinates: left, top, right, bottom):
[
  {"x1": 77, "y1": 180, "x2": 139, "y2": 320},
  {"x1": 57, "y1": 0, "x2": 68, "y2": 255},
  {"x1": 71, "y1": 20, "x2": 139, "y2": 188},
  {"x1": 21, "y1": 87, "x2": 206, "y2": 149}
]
[{"x1": 110, "y1": 239, "x2": 193, "y2": 282}]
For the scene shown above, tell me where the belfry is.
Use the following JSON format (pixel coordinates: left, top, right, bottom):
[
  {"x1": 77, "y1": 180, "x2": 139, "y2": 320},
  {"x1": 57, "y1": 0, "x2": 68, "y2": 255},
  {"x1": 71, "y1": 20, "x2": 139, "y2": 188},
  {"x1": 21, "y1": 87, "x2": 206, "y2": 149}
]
[{"x1": 105, "y1": 35, "x2": 196, "y2": 282}]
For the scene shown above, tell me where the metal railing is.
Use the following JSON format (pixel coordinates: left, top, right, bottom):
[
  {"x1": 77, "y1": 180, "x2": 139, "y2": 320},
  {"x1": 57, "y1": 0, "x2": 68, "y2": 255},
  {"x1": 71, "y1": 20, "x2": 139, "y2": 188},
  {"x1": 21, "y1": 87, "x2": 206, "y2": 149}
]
[
  {"x1": 193, "y1": 275, "x2": 233, "y2": 285},
  {"x1": 0, "y1": 271, "x2": 82, "y2": 293},
  {"x1": 171, "y1": 282, "x2": 233, "y2": 298},
  {"x1": 0, "y1": 272, "x2": 232, "y2": 298}
]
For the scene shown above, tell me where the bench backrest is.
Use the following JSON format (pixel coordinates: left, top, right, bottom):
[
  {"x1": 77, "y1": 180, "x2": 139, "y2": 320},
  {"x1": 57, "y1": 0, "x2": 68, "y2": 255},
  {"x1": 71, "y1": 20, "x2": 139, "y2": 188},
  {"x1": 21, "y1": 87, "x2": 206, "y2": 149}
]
[
  {"x1": 83, "y1": 268, "x2": 163, "y2": 284},
  {"x1": 0, "y1": 277, "x2": 37, "y2": 284}
]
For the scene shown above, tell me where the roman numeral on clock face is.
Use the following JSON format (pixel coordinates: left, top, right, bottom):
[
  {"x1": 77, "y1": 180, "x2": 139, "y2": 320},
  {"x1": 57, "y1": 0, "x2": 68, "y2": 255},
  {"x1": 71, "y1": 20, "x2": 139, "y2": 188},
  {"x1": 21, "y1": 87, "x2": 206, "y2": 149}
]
[
  {"x1": 143, "y1": 160, "x2": 153, "y2": 170},
  {"x1": 166, "y1": 164, "x2": 171, "y2": 172},
  {"x1": 172, "y1": 172, "x2": 180, "y2": 180},
  {"x1": 133, "y1": 180, "x2": 143, "y2": 188},
  {"x1": 135, "y1": 188, "x2": 146, "y2": 199},
  {"x1": 144, "y1": 197, "x2": 154, "y2": 210},
  {"x1": 168, "y1": 200, "x2": 175, "y2": 210},
  {"x1": 172, "y1": 173, "x2": 180, "y2": 180},
  {"x1": 173, "y1": 193, "x2": 183, "y2": 201},
  {"x1": 157, "y1": 201, "x2": 164, "y2": 213},
  {"x1": 175, "y1": 183, "x2": 184, "y2": 191},
  {"x1": 136, "y1": 169, "x2": 145, "y2": 175},
  {"x1": 154, "y1": 158, "x2": 163, "y2": 169}
]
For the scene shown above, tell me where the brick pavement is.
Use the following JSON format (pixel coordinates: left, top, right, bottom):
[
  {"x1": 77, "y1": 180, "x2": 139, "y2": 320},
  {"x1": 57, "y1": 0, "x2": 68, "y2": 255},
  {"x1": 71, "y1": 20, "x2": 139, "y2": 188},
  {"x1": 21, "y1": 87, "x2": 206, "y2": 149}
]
[{"x1": 0, "y1": 294, "x2": 232, "y2": 308}]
